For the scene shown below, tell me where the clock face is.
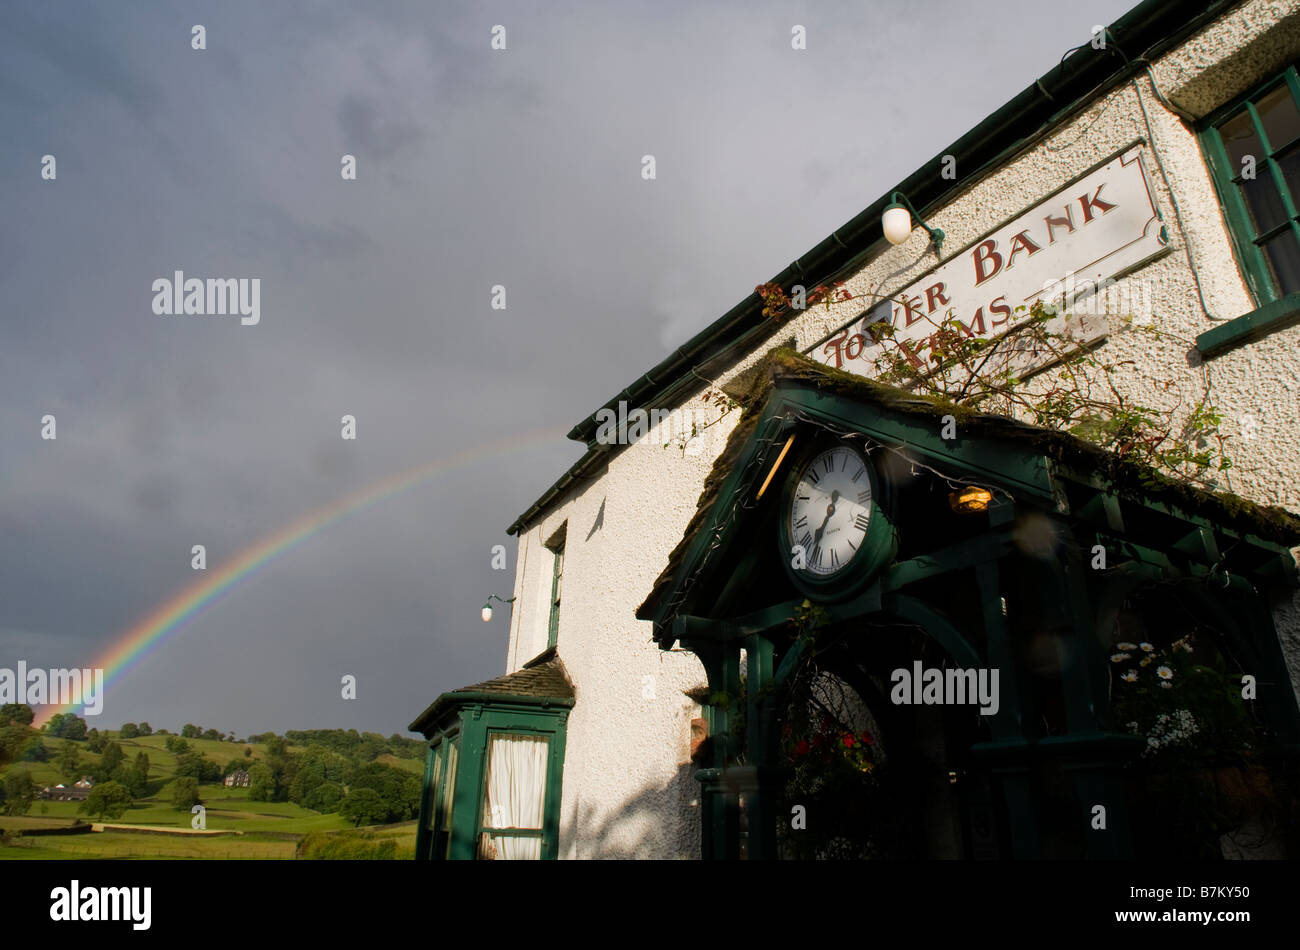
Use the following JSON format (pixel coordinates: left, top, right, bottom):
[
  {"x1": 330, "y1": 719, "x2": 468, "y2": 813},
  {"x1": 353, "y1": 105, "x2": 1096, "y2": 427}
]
[{"x1": 788, "y1": 445, "x2": 873, "y2": 578}]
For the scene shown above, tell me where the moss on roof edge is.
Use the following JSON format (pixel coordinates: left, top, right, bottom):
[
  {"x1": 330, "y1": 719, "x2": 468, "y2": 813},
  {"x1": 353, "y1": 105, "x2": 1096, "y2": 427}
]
[{"x1": 636, "y1": 347, "x2": 1300, "y2": 626}]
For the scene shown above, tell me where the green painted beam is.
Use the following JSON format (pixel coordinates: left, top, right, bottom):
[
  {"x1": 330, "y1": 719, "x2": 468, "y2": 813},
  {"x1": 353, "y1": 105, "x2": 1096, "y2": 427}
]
[
  {"x1": 1195, "y1": 292, "x2": 1300, "y2": 358},
  {"x1": 883, "y1": 532, "x2": 1016, "y2": 591}
]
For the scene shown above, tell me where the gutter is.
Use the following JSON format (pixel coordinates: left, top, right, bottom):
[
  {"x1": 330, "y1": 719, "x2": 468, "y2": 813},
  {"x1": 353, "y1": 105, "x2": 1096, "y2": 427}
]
[{"x1": 508, "y1": 0, "x2": 1241, "y2": 536}]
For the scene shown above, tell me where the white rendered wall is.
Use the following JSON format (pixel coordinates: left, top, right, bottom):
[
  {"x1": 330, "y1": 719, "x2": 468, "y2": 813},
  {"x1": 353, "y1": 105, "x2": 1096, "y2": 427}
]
[{"x1": 508, "y1": 0, "x2": 1300, "y2": 858}]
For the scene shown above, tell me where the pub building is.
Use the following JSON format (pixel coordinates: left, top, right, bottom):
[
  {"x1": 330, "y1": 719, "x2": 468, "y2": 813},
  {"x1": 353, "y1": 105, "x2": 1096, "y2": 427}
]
[{"x1": 411, "y1": 0, "x2": 1300, "y2": 859}]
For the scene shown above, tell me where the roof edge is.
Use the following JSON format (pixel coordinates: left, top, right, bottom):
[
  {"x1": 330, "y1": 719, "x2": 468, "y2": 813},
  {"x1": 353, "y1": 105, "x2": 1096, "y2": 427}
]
[{"x1": 508, "y1": 0, "x2": 1241, "y2": 537}]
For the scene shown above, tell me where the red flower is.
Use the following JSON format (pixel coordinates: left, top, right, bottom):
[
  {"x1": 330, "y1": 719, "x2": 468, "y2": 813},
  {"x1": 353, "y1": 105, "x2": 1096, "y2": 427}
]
[
  {"x1": 794, "y1": 740, "x2": 809, "y2": 757},
  {"x1": 861, "y1": 732, "x2": 874, "y2": 746},
  {"x1": 842, "y1": 735, "x2": 855, "y2": 748}
]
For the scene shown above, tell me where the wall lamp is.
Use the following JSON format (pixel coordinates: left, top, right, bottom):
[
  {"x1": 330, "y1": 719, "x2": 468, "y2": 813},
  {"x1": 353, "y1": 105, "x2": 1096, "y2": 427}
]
[
  {"x1": 481, "y1": 594, "x2": 516, "y2": 623},
  {"x1": 882, "y1": 191, "x2": 944, "y2": 256},
  {"x1": 948, "y1": 487, "x2": 993, "y2": 514}
]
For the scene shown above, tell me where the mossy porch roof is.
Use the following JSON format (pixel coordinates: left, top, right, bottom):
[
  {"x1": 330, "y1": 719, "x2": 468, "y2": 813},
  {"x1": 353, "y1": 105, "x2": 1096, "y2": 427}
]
[
  {"x1": 408, "y1": 647, "x2": 575, "y2": 735},
  {"x1": 636, "y1": 347, "x2": 1300, "y2": 622}
]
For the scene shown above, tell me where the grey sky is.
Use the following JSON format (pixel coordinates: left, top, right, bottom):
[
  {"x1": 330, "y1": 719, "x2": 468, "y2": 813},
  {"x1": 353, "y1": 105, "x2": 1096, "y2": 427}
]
[{"x1": 0, "y1": 0, "x2": 1136, "y2": 737}]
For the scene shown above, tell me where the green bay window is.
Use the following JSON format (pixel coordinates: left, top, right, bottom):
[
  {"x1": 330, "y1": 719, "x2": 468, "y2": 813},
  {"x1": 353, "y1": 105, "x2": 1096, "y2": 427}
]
[{"x1": 411, "y1": 649, "x2": 572, "y2": 861}]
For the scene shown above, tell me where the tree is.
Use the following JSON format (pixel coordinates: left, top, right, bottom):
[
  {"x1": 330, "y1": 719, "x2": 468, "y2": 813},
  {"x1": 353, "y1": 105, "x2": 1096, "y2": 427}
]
[
  {"x1": 44, "y1": 713, "x2": 87, "y2": 741},
  {"x1": 85, "y1": 733, "x2": 107, "y2": 754},
  {"x1": 181, "y1": 723, "x2": 200, "y2": 739},
  {"x1": 303, "y1": 781, "x2": 344, "y2": 814},
  {"x1": 19, "y1": 736, "x2": 48, "y2": 762},
  {"x1": 175, "y1": 752, "x2": 221, "y2": 783},
  {"x1": 202, "y1": 728, "x2": 221, "y2": 741},
  {"x1": 164, "y1": 735, "x2": 190, "y2": 755},
  {"x1": 345, "y1": 762, "x2": 421, "y2": 822},
  {"x1": 2, "y1": 770, "x2": 36, "y2": 816},
  {"x1": 340, "y1": 788, "x2": 388, "y2": 827},
  {"x1": 119, "y1": 723, "x2": 139, "y2": 739},
  {"x1": 248, "y1": 763, "x2": 275, "y2": 802},
  {"x1": 56, "y1": 744, "x2": 81, "y2": 781},
  {"x1": 0, "y1": 704, "x2": 34, "y2": 726},
  {"x1": 81, "y1": 781, "x2": 132, "y2": 820},
  {"x1": 123, "y1": 751, "x2": 151, "y2": 798},
  {"x1": 138, "y1": 722, "x2": 152, "y2": 736},
  {"x1": 288, "y1": 747, "x2": 348, "y2": 805},
  {"x1": 171, "y1": 776, "x2": 200, "y2": 811},
  {"x1": 98, "y1": 741, "x2": 125, "y2": 781},
  {"x1": 0, "y1": 724, "x2": 33, "y2": 766}
]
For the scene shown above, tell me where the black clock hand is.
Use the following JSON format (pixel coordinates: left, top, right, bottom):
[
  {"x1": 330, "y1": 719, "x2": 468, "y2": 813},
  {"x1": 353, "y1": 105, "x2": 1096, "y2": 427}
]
[{"x1": 812, "y1": 490, "x2": 839, "y2": 548}]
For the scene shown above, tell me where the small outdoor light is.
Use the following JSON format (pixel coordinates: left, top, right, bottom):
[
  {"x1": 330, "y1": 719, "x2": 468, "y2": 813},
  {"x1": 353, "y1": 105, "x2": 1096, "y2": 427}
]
[
  {"x1": 948, "y1": 486, "x2": 993, "y2": 514},
  {"x1": 481, "y1": 594, "x2": 516, "y2": 623},
  {"x1": 882, "y1": 191, "x2": 944, "y2": 255}
]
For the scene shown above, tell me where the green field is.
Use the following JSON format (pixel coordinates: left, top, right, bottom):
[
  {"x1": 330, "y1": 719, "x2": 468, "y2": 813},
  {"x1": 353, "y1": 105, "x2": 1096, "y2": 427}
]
[{"x1": 0, "y1": 731, "x2": 421, "y2": 859}]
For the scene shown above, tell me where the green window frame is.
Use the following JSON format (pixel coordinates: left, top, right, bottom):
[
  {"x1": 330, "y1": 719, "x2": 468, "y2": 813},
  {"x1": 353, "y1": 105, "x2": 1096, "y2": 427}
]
[
  {"x1": 474, "y1": 731, "x2": 551, "y2": 859},
  {"x1": 417, "y1": 733, "x2": 459, "y2": 860},
  {"x1": 1199, "y1": 64, "x2": 1300, "y2": 304},
  {"x1": 415, "y1": 705, "x2": 568, "y2": 861},
  {"x1": 547, "y1": 536, "x2": 565, "y2": 649}
]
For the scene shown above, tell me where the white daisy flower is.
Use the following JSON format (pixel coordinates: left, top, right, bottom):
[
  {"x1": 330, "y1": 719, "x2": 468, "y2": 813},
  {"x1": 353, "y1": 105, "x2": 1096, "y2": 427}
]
[
  {"x1": 1140, "y1": 642, "x2": 1155, "y2": 652},
  {"x1": 1157, "y1": 666, "x2": 1173, "y2": 680},
  {"x1": 1121, "y1": 670, "x2": 1138, "y2": 682},
  {"x1": 1117, "y1": 642, "x2": 1138, "y2": 651},
  {"x1": 1110, "y1": 652, "x2": 1131, "y2": 663},
  {"x1": 1160, "y1": 681, "x2": 1172, "y2": 689}
]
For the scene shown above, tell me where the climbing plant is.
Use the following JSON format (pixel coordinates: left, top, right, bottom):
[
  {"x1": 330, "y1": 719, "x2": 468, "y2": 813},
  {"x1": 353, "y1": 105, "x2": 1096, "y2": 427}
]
[{"x1": 755, "y1": 281, "x2": 1233, "y2": 488}]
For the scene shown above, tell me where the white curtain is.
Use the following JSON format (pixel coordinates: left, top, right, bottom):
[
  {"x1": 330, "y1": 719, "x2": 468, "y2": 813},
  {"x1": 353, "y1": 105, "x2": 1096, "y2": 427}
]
[{"x1": 479, "y1": 734, "x2": 549, "y2": 860}]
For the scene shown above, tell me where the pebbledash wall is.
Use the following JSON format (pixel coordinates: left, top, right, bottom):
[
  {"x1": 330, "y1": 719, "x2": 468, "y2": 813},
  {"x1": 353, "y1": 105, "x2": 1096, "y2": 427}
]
[{"x1": 504, "y1": 0, "x2": 1300, "y2": 859}]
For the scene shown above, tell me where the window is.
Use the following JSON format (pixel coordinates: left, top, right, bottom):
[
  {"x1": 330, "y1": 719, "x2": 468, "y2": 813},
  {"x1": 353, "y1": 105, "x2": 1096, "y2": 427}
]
[
  {"x1": 547, "y1": 534, "x2": 565, "y2": 649},
  {"x1": 411, "y1": 655, "x2": 572, "y2": 861},
  {"x1": 476, "y1": 733, "x2": 550, "y2": 859},
  {"x1": 1201, "y1": 65, "x2": 1300, "y2": 303},
  {"x1": 423, "y1": 735, "x2": 458, "y2": 860}
]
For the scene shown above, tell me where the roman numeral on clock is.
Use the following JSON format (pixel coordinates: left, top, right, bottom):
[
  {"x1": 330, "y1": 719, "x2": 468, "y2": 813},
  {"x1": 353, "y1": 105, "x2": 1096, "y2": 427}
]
[
  {"x1": 798, "y1": 532, "x2": 813, "y2": 550},
  {"x1": 857, "y1": 490, "x2": 870, "y2": 505},
  {"x1": 793, "y1": 515, "x2": 808, "y2": 530},
  {"x1": 830, "y1": 549, "x2": 840, "y2": 570},
  {"x1": 854, "y1": 513, "x2": 869, "y2": 532}
]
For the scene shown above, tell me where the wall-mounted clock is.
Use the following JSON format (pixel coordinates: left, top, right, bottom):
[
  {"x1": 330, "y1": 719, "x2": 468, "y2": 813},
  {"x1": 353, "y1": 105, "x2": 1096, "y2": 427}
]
[{"x1": 778, "y1": 440, "x2": 895, "y2": 596}]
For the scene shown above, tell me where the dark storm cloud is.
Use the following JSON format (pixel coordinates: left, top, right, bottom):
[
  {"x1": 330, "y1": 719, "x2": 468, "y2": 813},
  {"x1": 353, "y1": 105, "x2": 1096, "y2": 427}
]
[{"x1": 0, "y1": 0, "x2": 1138, "y2": 737}]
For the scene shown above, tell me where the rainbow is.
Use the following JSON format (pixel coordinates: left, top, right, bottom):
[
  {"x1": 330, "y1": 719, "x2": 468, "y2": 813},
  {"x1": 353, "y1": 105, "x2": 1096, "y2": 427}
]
[{"x1": 34, "y1": 426, "x2": 566, "y2": 725}]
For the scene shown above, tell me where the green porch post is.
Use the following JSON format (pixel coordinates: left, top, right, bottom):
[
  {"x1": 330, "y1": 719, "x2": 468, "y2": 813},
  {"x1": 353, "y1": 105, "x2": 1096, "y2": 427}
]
[
  {"x1": 744, "y1": 632, "x2": 777, "y2": 859},
  {"x1": 974, "y1": 552, "x2": 1039, "y2": 859},
  {"x1": 695, "y1": 642, "x2": 742, "y2": 860},
  {"x1": 1031, "y1": 520, "x2": 1136, "y2": 858}
]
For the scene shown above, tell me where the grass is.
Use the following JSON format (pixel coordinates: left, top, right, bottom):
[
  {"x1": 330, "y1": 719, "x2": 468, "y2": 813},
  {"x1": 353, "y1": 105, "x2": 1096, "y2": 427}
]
[
  {"x1": 0, "y1": 831, "x2": 299, "y2": 859},
  {"x1": 2, "y1": 731, "x2": 422, "y2": 859}
]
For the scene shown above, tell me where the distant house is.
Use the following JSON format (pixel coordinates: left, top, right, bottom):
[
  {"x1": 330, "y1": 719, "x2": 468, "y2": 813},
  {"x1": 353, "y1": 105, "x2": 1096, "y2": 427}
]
[
  {"x1": 224, "y1": 768, "x2": 250, "y2": 788},
  {"x1": 40, "y1": 777, "x2": 94, "y2": 801}
]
